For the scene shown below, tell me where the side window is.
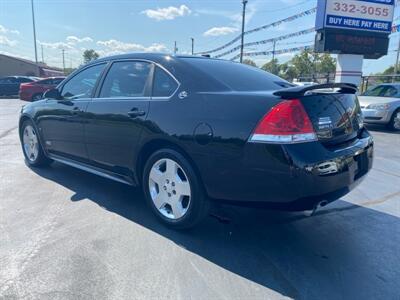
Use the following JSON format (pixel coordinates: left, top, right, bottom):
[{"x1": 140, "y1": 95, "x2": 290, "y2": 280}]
[
  {"x1": 363, "y1": 86, "x2": 386, "y2": 97},
  {"x1": 99, "y1": 61, "x2": 152, "y2": 98},
  {"x1": 17, "y1": 78, "x2": 31, "y2": 83},
  {"x1": 152, "y1": 67, "x2": 178, "y2": 97},
  {"x1": 61, "y1": 63, "x2": 105, "y2": 100},
  {"x1": 383, "y1": 86, "x2": 397, "y2": 97},
  {"x1": 39, "y1": 79, "x2": 52, "y2": 85}
]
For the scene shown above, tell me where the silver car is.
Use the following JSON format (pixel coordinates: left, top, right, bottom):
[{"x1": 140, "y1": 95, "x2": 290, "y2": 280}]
[{"x1": 358, "y1": 83, "x2": 400, "y2": 131}]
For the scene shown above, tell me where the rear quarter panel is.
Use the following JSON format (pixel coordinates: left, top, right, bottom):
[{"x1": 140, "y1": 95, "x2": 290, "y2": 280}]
[{"x1": 141, "y1": 89, "x2": 284, "y2": 199}]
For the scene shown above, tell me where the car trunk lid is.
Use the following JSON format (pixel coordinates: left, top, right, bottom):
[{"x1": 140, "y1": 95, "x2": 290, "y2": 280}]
[{"x1": 274, "y1": 83, "x2": 363, "y2": 145}]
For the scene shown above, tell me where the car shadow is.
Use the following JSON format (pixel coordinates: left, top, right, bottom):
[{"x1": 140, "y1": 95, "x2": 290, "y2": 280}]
[
  {"x1": 30, "y1": 162, "x2": 399, "y2": 299},
  {"x1": 365, "y1": 124, "x2": 400, "y2": 135}
]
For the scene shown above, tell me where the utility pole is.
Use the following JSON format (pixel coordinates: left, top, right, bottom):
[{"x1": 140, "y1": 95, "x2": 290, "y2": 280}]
[
  {"x1": 394, "y1": 35, "x2": 400, "y2": 80},
  {"x1": 62, "y1": 49, "x2": 65, "y2": 74},
  {"x1": 240, "y1": 0, "x2": 248, "y2": 63},
  {"x1": 174, "y1": 41, "x2": 177, "y2": 54},
  {"x1": 41, "y1": 44, "x2": 44, "y2": 63},
  {"x1": 191, "y1": 38, "x2": 194, "y2": 55},
  {"x1": 272, "y1": 40, "x2": 276, "y2": 61},
  {"x1": 31, "y1": 0, "x2": 39, "y2": 75}
]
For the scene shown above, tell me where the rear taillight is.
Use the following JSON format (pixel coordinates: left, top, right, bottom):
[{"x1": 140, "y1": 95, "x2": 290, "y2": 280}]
[
  {"x1": 20, "y1": 83, "x2": 32, "y2": 88},
  {"x1": 249, "y1": 99, "x2": 317, "y2": 144}
]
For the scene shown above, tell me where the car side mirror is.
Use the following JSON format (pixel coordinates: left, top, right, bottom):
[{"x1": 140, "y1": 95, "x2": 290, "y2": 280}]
[{"x1": 43, "y1": 88, "x2": 62, "y2": 100}]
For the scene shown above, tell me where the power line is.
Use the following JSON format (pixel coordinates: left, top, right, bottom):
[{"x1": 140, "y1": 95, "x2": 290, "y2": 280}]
[
  {"x1": 196, "y1": 7, "x2": 317, "y2": 55},
  {"x1": 230, "y1": 44, "x2": 314, "y2": 61},
  {"x1": 214, "y1": 28, "x2": 315, "y2": 58},
  {"x1": 256, "y1": 0, "x2": 314, "y2": 13}
]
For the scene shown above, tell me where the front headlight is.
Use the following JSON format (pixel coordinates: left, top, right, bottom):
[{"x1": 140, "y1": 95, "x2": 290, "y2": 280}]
[{"x1": 366, "y1": 103, "x2": 390, "y2": 110}]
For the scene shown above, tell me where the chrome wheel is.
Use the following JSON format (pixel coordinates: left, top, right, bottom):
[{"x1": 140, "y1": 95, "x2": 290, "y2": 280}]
[
  {"x1": 393, "y1": 111, "x2": 400, "y2": 130},
  {"x1": 23, "y1": 125, "x2": 39, "y2": 162},
  {"x1": 148, "y1": 158, "x2": 191, "y2": 220}
]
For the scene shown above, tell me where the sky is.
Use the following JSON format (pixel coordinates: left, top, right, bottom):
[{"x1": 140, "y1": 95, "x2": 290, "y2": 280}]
[{"x1": 0, "y1": 0, "x2": 399, "y2": 75}]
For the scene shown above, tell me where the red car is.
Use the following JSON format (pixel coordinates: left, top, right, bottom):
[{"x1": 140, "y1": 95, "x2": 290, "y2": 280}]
[{"x1": 19, "y1": 77, "x2": 65, "y2": 101}]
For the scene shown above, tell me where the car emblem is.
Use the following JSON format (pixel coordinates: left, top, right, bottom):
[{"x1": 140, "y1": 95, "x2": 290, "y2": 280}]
[
  {"x1": 178, "y1": 91, "x2": 188, "y2": 99},
  {"x1": 318, "y1": 117, "x2": 332, "y2": 129},
  {"x1": 317, "y1": 117, "x2": 333, "y2": 138}
]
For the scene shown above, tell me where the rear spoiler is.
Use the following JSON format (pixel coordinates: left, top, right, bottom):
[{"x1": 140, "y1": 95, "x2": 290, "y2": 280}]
[{"x1": 274, "y1": 83, "x2": 357, "y2": 99}]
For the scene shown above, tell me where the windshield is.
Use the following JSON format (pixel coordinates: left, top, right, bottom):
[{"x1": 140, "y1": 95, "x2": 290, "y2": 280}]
[
  {"x1": 362, "y1": 85, "x2": 400, "y2": 98},
  {"x1": 181, "y1": 57, "x2": 292, "y2": 91}
]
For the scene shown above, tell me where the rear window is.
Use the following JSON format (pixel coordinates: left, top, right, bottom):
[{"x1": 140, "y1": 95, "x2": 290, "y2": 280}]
[{"x1": 181, "y1": 58, "x2": 291, "y2": 91}]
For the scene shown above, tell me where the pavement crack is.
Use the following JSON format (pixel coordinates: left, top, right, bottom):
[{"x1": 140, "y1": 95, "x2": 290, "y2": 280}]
[{"x1": 0, "y1": 126, "x2": 18, "y2": 139}]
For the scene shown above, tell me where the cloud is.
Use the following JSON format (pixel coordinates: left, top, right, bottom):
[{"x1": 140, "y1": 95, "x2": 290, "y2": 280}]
[
  {"x1": 96, "y1": 39, "x2": 168, "y2": 54},
  {"x1": 40, "y1": 41, "x2": 75, "y2": 50},
  {"x1": 203, "y1": 26, "x2": 238, "y2": 37},
  {"x1": 141, "y1": 5, "x2": 191, "y2": 21},
  {"x1": 0, "y1": 35, "x2": 17, "y2": 46},
  {"x1": 39, "y1": 36, "x2": 93, "y2": 51},
  {"x1": 66, "y1": 36, "x2": 93, "y2": 44},
  {"x1": 0, "y1": 24, "x2": 19, "y2": 35}
]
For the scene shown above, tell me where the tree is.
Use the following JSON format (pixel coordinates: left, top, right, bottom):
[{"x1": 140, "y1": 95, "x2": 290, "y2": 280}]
[
  {"x1": 279, "y1": 62, "x2": 298, "y2": 81},
  {"x1": 317, "y1": 53, "x2": 336, "y2": 75},
  {"x1": 261, "y1": 58, "x2": 280, "y2": 75},
  {"x1": 290, "y1": 49, "x2": 315, "y2": 79},
  {"x1": 83, "y1": 49, "x2": 99, "y2": 64},
  {"x1": 242, "y1": 59, "x2": 257, "y2": 67}
]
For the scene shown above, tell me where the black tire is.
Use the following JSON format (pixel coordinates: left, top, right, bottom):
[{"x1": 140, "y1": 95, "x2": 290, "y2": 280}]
[
  {"x1": 387, "y1": 108, "x2": 400, "y2": 131},
  {"x1": 142, "y1": 148, "x2": 209, "y2": 229},
  {"x1": 31, "y1": 93, "x2": 43, "y2": 102},
  {"x1": 20, "y1": 119, "x2": 52, "y2": 167}
]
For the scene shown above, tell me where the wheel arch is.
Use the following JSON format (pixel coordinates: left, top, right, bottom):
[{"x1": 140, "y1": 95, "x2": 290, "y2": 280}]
[
  {"x1": 19, "y1": 114, "x2": 47, "y2": 154},
  {"x1": 19, "y1": 114, "x2": 33, "y2": 139},
  {"x1": 135, "y1": 138, "x2": 206, "y2": 192}
]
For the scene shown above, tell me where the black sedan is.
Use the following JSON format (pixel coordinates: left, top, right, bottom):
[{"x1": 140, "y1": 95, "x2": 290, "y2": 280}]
[
  {"x1": 18, "y1": 53, "x2": 373, "y2": 228},
  {"x1": 0, "y1": 76, "x2": 38, "y2": 96}
]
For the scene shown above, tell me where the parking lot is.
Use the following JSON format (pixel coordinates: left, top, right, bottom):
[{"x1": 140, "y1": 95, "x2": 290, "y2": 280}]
[{"x1": 0, "y1": 98, "x2": 399, "y2": 299}]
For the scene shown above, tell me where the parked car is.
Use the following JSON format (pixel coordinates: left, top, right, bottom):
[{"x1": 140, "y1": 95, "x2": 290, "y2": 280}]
[
  {"x1": 292, "y1": 81, "x2": 318, "y2": 87},
  {"x1": 18, "y1": 53, "x2": 373, "y2": 228},
  {"x1": 358, "y1": 83, "x2": 400, "y2": 131},
  {"x1": 0, "y1": 76, "x2": 38, "y2": 96},
  {"x1": 19, "y1": 77, "x2": 66, "y2": 101}
]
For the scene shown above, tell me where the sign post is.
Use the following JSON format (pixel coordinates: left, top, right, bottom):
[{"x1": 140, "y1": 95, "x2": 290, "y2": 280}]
[{"x1": 315, "y1": 0, "x2": 395, "y2": 85}]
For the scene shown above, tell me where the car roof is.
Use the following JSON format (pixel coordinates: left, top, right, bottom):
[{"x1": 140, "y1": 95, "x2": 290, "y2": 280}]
[
  {"x1": 374, "y1": 83, "x2": 400, "y2": 86},
  {"x1": 91, "y1": 52, "x2": 212, "y2": 65},
  {"x1": 0, "y1": 76, "x2": 33, "y2": 79}
]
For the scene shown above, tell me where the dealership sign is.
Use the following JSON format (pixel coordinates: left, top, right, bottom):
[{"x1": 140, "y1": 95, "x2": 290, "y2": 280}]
[
  {"x1": 316, "y1": 0, "x2": 395, "y2": 33},
  {"x1": 315, "y1": 0, "x2": 395, "y2": 59}
]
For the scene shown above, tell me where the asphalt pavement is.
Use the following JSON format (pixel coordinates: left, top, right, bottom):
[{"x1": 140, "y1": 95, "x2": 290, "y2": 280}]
[{"x1": 0, "y1": 99, "x2": 399, "y2": 300}]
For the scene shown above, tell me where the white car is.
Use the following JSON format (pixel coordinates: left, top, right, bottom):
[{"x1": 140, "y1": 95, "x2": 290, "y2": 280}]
[
  {"x1": 358, "y1": 83, "x2": 400, "y2": 131},
  {"x1": 292, "y1": 81, "x2": 318, "y2": 86}
]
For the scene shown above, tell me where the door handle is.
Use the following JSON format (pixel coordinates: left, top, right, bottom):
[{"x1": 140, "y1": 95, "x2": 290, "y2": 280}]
[
  {"x1": 72, "y1": 106, "x2": 81, "y2": 115},
  {"x1": 128, "y1": 108, "x2": 146, "y2": 118}
]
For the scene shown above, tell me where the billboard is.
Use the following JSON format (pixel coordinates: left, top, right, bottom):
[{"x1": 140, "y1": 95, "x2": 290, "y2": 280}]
[
  {"x1": 316, "y1": 0, "x2": 395, "y2": 33},
  {"x1": 315, "y1": 0, "x2": 395, "y2": 59}
]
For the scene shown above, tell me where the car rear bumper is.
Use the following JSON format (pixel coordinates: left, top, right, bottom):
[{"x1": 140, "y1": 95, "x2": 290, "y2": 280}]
[
  {"x1": 202, "y1": 129, "x2": 373, "y2": 210},
  {"x1": 19, "y1": 91, "x2": 32, "y2": 101},
  {"x1": 362, "y1": 108, "x2": 391, "y2": 124}
]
